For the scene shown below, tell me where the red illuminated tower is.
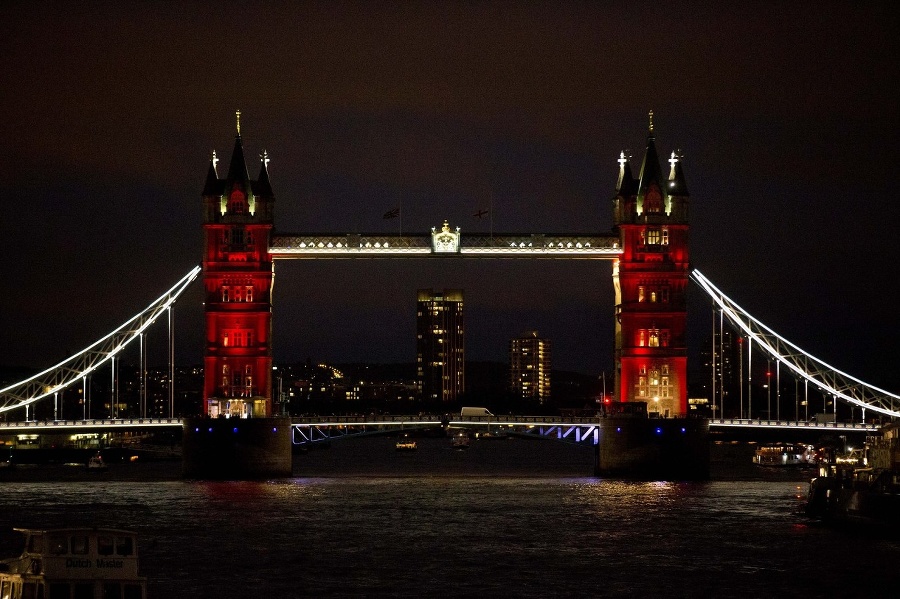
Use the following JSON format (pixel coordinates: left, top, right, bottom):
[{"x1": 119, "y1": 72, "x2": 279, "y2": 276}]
[
  {"x1": 612, "y1": 113, "x2": 690, "y2": 416},
  {"x1": 201, "y1": 112, "x2": 275, "y2": 417}
]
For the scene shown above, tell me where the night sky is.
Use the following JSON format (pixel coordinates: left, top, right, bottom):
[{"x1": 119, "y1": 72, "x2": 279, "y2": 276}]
[{"x1": 2, "y1": 2, "x2": 898, "y2": 390}]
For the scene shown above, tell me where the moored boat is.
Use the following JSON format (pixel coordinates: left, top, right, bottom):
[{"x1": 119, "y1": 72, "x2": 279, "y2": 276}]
[
  {"x1": 753, "y1": 443, "x2": 815, "y2": 467},
  {"x1": 451, "y1": 433, "x2": 470, "y2": 450},
  {"x1": 805, "y1": 424, "x2": 900, "y2": 528},
  {"x1": 0, "y1": 527, "x2": 147, "y2": 599}
]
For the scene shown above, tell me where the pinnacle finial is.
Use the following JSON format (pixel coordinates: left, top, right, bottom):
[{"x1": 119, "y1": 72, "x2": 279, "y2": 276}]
[
  {"x1": 261, "y1": 150, "x2": 270, "y2": 167},
  {"x1": 236, "y1": 109, "x2": 241, "y2": 136},
  {"x1": 648, "y1": 110, "x2": 654, "y2": 133},
  {"x1": 211, "y1": 150, "x2": 218, "y2": 170}
]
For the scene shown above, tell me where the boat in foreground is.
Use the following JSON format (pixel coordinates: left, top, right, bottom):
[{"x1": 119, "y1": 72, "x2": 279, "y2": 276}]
[{"x1": 0, "y1": 527, "x2": 146, "y2": 599}]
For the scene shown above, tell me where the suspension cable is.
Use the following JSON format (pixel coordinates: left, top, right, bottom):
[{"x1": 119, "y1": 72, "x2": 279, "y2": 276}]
[
  {"x1": 691, "y1": 268, "x2": 900, "y2": 418},
  {"x1": 0, "y1": 266, "x2": 201, "y2": 414}
]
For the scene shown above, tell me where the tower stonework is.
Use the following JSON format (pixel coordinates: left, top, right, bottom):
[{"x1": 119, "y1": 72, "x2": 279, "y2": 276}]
[
  {"x1": 612, "y1": 115, "x2": 690, "y2": 416},
  {"x1": 201, "y1": 115, "x2": 275, "y2": 417}
]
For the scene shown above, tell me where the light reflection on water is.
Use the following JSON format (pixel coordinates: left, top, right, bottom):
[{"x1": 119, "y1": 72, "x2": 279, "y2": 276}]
[{"x1": 2, "y1": 441, "x2": 899, "y2": 597}]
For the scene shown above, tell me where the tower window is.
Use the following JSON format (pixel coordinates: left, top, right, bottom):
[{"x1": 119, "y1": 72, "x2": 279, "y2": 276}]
[
  {"x1": 646, "y1": 229, "x2": 661, "y2": 245},
  {"x1": 228, "y1": 190, "x2": 246, "y2": 215}
]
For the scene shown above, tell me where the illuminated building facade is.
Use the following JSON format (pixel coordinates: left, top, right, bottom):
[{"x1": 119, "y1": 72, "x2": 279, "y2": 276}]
[
  {"x1": 612, "y1": 113, "x2": 690, "y2": 415},
  {"x1": 416, "y1": 289, "x2": 465, "y2": 402},
  {"x1": 509, "y1": 331, "x2": 552, "y2": 403},
  {"x1": 201, "y1": 113, "x2": 275, "y2": 417}
]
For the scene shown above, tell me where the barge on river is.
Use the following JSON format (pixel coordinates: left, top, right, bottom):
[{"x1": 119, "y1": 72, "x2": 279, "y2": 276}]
[{"x1": 0, "y1": 527, "x2": 146, "y2": 599}]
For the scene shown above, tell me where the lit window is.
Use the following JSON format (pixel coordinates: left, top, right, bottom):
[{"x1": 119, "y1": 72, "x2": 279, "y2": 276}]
[
  {"x1": 245, "y1": 286, "x2": 253, "y2": 302},
  {"x1": 662, "y1": 228, "x2": 669, "y2": 245},
  {"x1": 646, "y1": 229, "x2": 661, "y2": 245},
  {"x1": 638, "y1": 286, "x2": 645, "y2": 302}
]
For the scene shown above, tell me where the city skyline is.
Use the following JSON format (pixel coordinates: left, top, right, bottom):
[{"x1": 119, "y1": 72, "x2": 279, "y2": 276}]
[{"x1": 2, "y1": 3, "x2": 897, "y2": 392}]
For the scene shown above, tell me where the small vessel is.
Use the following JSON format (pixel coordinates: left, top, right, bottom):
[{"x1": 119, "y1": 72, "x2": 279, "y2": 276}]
[
  {"x1": 87, "y1": 453, "x2": 107, "y2": 471},
  {"x1": 753, "y1": 443, "x2": 815, "y2": 467},
  {"x1": 395, "y1": 436, "x2": 417, "y2": 451},
  {"x1": 0, "y1": 527, "x2": 147, "y2": 599},
  {"x1": 451, "y1": 433, "x2": 470, "y2": 450}
]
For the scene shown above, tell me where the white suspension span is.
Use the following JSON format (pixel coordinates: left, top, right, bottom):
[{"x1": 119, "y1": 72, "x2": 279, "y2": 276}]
[
  {"x1": 691, "y1": 268, "x2": 900, "y2": 418},
  {"x1": 0, "y1": 266, "x2": 201, "y2": 414}
]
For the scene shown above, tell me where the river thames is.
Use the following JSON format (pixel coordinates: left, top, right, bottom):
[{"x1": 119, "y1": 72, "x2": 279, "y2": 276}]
[{"x1": 2, "y1": 437, "x2": 898, "y2": 597}]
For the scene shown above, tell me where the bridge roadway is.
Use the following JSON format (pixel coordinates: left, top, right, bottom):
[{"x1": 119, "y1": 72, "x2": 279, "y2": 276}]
[{"x1": 0, "y1": 416, "x2": 877, "y2": 446}]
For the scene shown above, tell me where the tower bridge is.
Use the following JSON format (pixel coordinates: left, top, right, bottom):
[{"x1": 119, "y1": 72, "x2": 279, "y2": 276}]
[{"x1": 3, "y1": 113, "x2": 899, "y2": 478}]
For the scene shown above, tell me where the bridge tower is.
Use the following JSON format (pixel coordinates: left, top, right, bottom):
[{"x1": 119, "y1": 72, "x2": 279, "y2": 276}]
[
  {"x1": 612, "y1": 113, "x2": 690, "y2": 415},
  {"x1": 200, "y1": 113, "x2": 275, "y2": 417}
]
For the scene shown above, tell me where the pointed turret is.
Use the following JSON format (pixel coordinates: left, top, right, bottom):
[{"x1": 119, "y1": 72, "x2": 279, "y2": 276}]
[
  {"x1": 227, "y1": 133, "x2": 250, "y2": 184},
  {"x1": 667, "y1": 150, "x2": 689, "y2": 196},
  {"x1": 202, "y1": 150, "x2": 224, "y2": 196},
  {"x1": 616, "y1": 151, "x2": 638, "y2": 197},
  {"x1": 253, "y1": 150, "x2": 274, "y2": 197},
  {"x1": 636, "y1": 111, "x2": 665, "y2": 202}
]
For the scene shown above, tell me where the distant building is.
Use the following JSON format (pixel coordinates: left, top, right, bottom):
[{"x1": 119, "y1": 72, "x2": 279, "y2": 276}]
[
  {"x1": 699, "y1": 327, "x2": 742, "y2": 417},
  {"x1": 509, "y1": 331, "x2": 552, "y2": 403},
  {"x1": 416, "y1": 289, "x2": 465, "y2": 402}
]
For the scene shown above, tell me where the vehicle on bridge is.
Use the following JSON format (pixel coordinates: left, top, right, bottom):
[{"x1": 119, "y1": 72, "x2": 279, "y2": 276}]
[
  {"x1": 460, "y1": 407, "x2": 493, "y2": 417},
  {"x1": 0, "y1": 527, "x2": 146, "y2": 599}
]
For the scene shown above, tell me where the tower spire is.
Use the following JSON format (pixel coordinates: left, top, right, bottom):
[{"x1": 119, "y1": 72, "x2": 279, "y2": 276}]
[{"x1": 648, "y1": 110, "x2": 654, "y2": 135}]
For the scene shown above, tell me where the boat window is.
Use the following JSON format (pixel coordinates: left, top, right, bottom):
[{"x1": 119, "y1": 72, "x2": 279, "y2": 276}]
[
  {"x1": 1, "y1": 580, "x2": 11, "y2": 599},
  {"x1": 73, "y1": 583, "x2": 93, "y2": 599},
  {"x1": 116, "y1": 537, "x2": 134, "y2": 557},
  {"x1": 27, "y1": 535, "x2": 42, "y2": 554},
  {"x1": 48, "y1": 583, "x2": 69, "y2": 599},
  {"x1": 98, "y1": 536, "x2": 114, "y2": 556},
  {"x1": 22, "y1": 583, "x2": 38, "y2": 599},
  {"x1": 47, "y1": 535, "x2": 67, "y2": 555},
  {"x1": 71, "y1": 535, "x2": 89, "y2": 555},
  {"x1": 103, "y1": 583, "x2": 121, "y2": 599},
  {"x1": 123, "y1": 584, "x2": 143, "y2": 599}
]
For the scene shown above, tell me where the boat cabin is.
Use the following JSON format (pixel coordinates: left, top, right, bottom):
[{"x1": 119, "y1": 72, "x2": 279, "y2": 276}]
[{"x1": 0, "y1": 528, "x2": 146, "y2": 599}]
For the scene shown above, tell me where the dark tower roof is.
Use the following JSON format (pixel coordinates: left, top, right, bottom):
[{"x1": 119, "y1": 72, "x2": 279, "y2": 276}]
[{"x1": 636, "y1": 112, "x2": 665, "y2": 199}]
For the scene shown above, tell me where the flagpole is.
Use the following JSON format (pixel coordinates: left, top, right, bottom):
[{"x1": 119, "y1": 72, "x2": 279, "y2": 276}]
[
  {"x1": 489, "y1": 189, "x2": 494, "y2": 239},
  {"x1": 399, "y1": 193, "x2": 403, "y2": 235}
]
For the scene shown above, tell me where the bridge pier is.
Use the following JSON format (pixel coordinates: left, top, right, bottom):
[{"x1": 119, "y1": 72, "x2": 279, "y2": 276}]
[
  {"x1": 595, "y1": 416, "x2": 710, "y2": 480},
  {"x1": 182, "y1": 417, "x2": 292, "y2": 479}
]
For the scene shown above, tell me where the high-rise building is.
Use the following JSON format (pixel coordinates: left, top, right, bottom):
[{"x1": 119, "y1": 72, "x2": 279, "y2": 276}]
[
  {"x1": 416, "y1": 289, "x2": 465, "y2": 402},
  {"x1": 509, "y1": 331, "x2": 552, "y2": 403}
]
